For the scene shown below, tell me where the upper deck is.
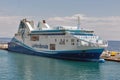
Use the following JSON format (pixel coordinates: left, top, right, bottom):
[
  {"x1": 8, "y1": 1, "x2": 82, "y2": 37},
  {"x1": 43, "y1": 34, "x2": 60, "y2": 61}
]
[{"x1": 30, "y1": 29, "x2": 94, "y2": 36}]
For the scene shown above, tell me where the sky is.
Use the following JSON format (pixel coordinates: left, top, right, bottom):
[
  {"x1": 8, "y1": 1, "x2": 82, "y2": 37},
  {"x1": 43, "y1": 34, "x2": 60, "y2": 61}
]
[{"x1": 0, "y1": 0, "x2": 120, "y2": 40}]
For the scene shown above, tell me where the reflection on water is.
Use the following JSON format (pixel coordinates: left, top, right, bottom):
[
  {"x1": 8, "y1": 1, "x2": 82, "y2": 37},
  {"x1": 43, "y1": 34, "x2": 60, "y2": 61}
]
[{"x1": 0, "y1": 50, "x2": 120, "y2": 80}]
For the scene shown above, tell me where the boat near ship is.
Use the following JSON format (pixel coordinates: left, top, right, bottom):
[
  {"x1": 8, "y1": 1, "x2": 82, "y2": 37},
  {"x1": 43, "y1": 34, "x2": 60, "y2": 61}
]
[{"x1": 8, "y1": 18, "x2": 108, "y2": 62}]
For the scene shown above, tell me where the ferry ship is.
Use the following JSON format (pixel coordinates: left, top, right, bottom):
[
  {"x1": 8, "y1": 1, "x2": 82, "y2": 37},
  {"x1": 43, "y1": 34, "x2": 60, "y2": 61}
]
[{"x1": 8, "y1": 18, "x2": 108, "y2": 61}]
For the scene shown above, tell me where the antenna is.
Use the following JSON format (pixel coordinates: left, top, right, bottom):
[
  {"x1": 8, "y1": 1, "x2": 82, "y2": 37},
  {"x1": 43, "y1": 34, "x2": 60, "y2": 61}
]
[
  {"x1": 37, "y1": 21, "x2": 41, "y2": 30},
  {"x1": 77, "y1": 16, "x2": 80, "y2": 29}
]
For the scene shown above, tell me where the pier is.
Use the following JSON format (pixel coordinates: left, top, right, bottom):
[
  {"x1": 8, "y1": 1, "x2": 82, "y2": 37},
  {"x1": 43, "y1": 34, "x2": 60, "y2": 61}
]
[
  {"x1": 0, "y1": 42, "x2": 8, "y2": 50},
  {"x1": 101, "y1": 51, "x2": 120, "y2": 62}
]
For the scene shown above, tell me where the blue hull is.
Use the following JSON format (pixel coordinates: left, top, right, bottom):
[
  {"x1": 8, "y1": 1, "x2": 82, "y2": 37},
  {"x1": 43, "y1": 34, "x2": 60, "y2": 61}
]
[{"x1": 8, "y1": 38, "x2": 104, "y2": 62}]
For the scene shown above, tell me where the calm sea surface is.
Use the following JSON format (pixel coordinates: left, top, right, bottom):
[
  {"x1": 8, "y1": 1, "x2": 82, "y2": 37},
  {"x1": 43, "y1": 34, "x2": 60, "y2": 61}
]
[
  {"x1": 0, "y1": 50, "x2": 120, "y2": 80},
  {"x1": 0, "y1": 39, "x2": 120, "y2": 80}
]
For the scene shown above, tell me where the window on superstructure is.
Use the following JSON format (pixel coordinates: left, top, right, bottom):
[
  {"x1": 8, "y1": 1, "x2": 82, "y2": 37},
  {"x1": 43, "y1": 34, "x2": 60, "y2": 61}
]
[
  {"x1": 71, "y1": 39, "x2": 74, "y2": 42},
  {"x1": 50, "y1": 44, "x2": 56, "y2": 50},
  {"x1": 71, "y1": 43, "x2": 75, "y2": 45},
  {"x1": 15, "y1": 33, "x2": 18, "y2": 36},
  {"x1": 30, "y1": 35, "x2": 39, "y2": 41},
  {"x1": 55, "y1": 39, "x2": 57, "y2": 42},
  {"x1": 66, "y1": 39, "x2": 68, "y2": 42},
  {"x1": 71, "y1": 39, "x2": 75, "y2": 45},
  {"x1": 59, "y1": 39, "x2": 65, "y2": 45}
]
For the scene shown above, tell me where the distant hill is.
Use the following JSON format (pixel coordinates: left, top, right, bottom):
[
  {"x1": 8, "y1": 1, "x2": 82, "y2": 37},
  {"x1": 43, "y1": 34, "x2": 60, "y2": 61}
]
[{"x1": 107, "y1": 40, "x2": 120, "y2": 51}]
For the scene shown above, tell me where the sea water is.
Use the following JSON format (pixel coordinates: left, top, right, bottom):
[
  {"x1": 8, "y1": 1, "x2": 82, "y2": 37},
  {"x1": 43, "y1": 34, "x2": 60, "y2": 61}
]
[
  {"x1": 0, "y1": 40, "x2": 120, "y2": 80},
  {"x1": 0, "y1": 50, "x2": 120, "y2": 80}
]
